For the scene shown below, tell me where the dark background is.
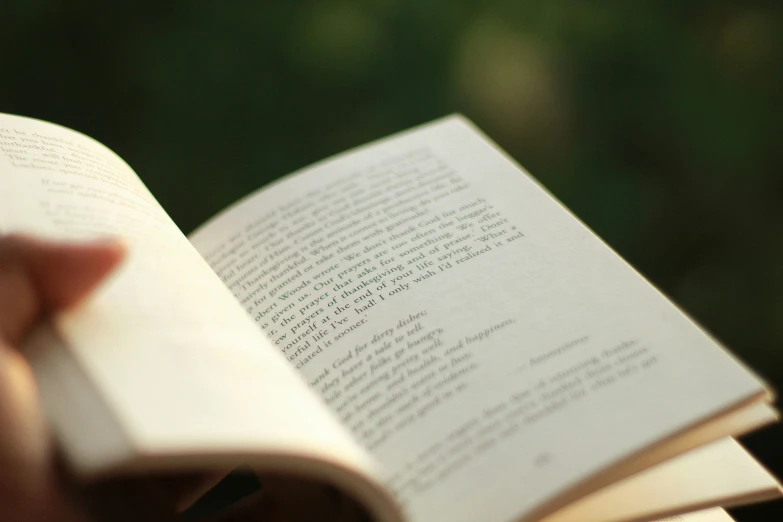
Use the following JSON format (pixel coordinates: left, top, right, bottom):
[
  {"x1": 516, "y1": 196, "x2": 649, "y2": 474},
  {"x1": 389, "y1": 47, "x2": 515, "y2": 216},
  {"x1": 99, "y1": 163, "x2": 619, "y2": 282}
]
[{"x1": 2, "y1": 1, "x2": 781, "y2": 520}]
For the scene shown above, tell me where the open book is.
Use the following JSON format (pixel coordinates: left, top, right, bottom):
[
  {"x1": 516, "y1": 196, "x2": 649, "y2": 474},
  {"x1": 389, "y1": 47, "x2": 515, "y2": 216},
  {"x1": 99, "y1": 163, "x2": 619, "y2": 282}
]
[{"x1": 1, "y1": 112, "x2": 780, "y2": 522}]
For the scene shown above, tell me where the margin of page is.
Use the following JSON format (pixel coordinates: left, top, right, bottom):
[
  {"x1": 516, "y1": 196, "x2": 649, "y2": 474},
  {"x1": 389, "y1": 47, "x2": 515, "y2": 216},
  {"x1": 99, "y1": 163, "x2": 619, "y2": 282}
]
[
  {"x1": 456, "y1": 115, "x2": 775, "y2": 405},
  {"x1": 523, "y1": 394, "x2": 774, "y2": 522}
]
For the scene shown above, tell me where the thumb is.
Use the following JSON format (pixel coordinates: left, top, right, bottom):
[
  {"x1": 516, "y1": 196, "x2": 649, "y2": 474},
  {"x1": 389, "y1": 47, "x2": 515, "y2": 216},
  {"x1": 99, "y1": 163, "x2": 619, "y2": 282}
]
[{"x1": 0, "y1": 235, "x2": 125, "y2": 343}]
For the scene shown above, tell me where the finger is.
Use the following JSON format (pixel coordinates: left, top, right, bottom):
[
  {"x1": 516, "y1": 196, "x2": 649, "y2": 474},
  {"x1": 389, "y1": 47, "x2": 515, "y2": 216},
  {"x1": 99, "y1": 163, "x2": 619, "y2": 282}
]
[
  {"x1": 0, "y1": 234, "x2": 125, "y2": 344},
  {"x1": 77, "y1": 475, "x2": 182, "y2": 522},
  {"x1": 0, "y1": 340, "x2": 85, "y2": 522},
  {"x1": 69, "y1": 471, "x2": 231, "y2": 522}
]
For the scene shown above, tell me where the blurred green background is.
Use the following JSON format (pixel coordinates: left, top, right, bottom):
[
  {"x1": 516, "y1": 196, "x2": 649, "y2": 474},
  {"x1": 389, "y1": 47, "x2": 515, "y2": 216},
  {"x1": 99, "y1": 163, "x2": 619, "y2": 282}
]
[{"x1": 2, "y1": 1, "x2": 782, "y2": 520}]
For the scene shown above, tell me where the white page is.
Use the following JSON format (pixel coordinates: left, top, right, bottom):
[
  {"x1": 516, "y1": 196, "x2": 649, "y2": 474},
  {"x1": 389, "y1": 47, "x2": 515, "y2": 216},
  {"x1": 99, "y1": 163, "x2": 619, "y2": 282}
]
[
  {"x1": 190, "y1": 116, "x2": 769, "y2": 522},
  {"x1": 543, "y1": 437, "x2": 780, "y2": 522},
  {"x1": 653, "y1": 508, "x2": 735, "y2": 522},
  {"x1": 0, "y1": 114, "x2": 387, "y2": 494}
]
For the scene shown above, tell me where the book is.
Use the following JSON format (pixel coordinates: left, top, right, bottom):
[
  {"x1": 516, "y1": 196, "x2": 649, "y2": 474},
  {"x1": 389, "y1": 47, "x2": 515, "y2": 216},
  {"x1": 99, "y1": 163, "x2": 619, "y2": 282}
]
[{"x1": 1, "y1": 112, "x2": 780, "y2": 522}]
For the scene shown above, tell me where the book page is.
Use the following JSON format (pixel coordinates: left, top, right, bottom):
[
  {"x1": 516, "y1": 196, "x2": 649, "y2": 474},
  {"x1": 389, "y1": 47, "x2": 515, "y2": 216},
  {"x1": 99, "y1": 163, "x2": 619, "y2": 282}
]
[
  {"x1": 542, "y1": 437, "x2": 780, "y2": 522},
  {"x1": 654, "y1": 509, "x2": 735, "y2": 522},
  {"x1": 0, "y1": 114, "x2": 399, "y2": 519},
  {"x1": 189, "y1": 116, "x2": 769, "y2": 522}
]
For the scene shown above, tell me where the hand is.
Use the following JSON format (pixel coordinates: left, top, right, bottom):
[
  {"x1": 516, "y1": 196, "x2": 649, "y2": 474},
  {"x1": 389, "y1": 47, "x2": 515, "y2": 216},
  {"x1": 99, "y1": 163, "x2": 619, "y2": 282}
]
[
  {"x1": 0, "y1": 234, "x2": 125, "y2": 522},
  {"x1": 0, "y1": 235, "x2": 370, "y2": 522}
]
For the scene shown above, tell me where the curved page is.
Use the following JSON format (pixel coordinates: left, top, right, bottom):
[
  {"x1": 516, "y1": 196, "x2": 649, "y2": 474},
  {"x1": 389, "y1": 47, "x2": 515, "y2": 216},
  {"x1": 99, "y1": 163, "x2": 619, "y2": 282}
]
[
  {"x1": 189, "y1": 116, "x2": 769, "y2": 522},
  {"x1": 0, "y1": 114, "x2": 400, "y2": 522}
]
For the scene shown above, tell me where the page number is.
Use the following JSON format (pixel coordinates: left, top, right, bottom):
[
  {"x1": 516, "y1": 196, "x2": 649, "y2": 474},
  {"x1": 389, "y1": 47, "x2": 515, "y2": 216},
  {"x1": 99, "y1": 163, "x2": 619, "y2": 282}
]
[{"x1": 534, "y1": 453, "x2": 552, "y2": 468}]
